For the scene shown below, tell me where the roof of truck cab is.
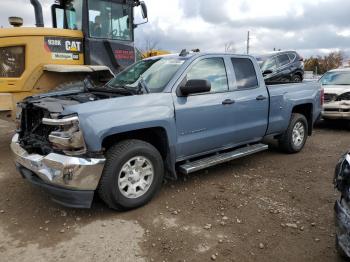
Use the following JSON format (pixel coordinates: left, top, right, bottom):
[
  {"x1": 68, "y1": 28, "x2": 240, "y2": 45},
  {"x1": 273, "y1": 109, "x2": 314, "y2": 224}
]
[{"x1": 143, "y1": 52, "x2": 254, "y2": 61}]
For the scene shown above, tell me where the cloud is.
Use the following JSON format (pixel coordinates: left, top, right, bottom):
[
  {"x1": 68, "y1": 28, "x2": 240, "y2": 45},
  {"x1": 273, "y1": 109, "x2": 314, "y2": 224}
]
[
  {"x1": 136, "y1": 0, "x2": 350, "y2": 57},
  {"x1": 0, "y1": 0, "x2": 52, "y2": 27},
  {"x1": 179, "y1": 0, "x2": 229, "y2": 24},
  {"x1": 226, "y1": 0, "x2": 350, "y2": 31},
  {"x1": 1, "y1": 0, "x2": 349, "y2": 58}
]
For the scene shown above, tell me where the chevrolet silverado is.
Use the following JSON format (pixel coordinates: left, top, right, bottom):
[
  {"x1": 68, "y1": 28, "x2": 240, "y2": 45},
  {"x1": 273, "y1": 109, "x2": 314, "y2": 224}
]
[{"x1": 11, "y1": 52, "x2": 323, "y2": 210}]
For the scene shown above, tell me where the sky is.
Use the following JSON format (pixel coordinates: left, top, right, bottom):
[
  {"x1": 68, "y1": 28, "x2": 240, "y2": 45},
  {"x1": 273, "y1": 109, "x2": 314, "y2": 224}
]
[{"x1": 1, "y1": 0, "x2": 350, "y2": 58}]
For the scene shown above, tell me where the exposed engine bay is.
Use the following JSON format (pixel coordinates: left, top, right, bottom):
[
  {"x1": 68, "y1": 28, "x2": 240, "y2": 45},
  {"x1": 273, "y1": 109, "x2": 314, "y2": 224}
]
[{"x1": 17, "y1": 85, "x2": 128, "y2": 155}]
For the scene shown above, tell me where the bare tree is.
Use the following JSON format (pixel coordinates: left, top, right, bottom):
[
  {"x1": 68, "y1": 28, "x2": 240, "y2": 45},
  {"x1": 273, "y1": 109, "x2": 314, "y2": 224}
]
[
  {"x1": 224, "y1": 41, "x2": 236, "y2": 53},
  {"x1": 304, "y1": 51, "x2": 345, "y2": 74}
]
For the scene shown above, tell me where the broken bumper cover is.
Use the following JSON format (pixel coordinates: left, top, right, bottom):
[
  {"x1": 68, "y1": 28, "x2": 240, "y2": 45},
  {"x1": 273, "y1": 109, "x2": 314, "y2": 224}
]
[
  {"x1": 11, "y1": 134, "x2": 105, "y2": 208},
  {"x1": 322, "y1": 101, "x2": 350, "y2": 120},
  {"x1": 335, "y1": 198, "x2": 350, "y2": 258}
]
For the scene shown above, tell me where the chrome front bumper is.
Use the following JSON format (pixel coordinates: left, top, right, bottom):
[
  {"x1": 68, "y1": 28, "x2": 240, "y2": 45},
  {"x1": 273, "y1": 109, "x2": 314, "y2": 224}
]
[
  {"x1": 11, "y1": 134, "x2": 105, "y2": 191},
  {"x1": 322, "y1": 101, "x2": 350, "y2": 120}
]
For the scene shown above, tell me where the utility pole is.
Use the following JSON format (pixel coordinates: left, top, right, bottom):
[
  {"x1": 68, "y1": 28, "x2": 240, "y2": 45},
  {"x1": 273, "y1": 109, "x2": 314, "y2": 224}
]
[{"x1": 246, "y1": 31, "x2": 250, "y2": 54}]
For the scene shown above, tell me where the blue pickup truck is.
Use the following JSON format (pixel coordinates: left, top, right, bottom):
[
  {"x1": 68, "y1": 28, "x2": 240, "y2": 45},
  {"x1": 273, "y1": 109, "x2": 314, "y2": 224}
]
[{"x1": 11, "y1": 52, "x2": 323, "y2": 210}]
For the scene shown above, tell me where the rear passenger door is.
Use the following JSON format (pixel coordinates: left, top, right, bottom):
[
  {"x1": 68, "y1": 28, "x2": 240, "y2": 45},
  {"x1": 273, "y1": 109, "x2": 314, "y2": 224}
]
[{"x1": 226, "y1": 57, "x2": 269, "y2": 144}]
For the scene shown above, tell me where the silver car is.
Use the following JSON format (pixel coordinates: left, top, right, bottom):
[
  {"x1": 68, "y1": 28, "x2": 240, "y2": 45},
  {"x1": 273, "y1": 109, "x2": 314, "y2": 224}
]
[{"x1": 320, "y1": 68, "x2": 350, "y2": 120}]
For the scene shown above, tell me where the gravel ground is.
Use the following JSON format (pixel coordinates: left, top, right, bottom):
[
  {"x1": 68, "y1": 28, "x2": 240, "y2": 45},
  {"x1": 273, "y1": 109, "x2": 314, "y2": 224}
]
[{"x1": 0, "y1": 119, "x2": 349, "y2": 262}]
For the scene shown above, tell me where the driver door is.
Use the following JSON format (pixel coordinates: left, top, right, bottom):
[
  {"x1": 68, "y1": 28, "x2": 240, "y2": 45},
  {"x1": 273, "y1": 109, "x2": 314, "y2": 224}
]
[{"x1": 173, "y1": 56, "x2": 237, "y2": 160}]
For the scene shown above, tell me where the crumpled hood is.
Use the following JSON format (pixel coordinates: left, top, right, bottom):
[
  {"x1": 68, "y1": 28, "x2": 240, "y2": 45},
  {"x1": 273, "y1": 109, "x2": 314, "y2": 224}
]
[
  {"x1": 323, "y1": 85, "x2": 350, "y2": 95},
  {"x1": 62, "y1": 93, "x2": 174, "y2": 116}
]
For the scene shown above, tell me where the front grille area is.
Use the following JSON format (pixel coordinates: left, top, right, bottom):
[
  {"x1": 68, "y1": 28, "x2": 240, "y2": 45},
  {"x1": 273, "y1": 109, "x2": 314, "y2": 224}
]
[
  {"x1": 0, "y1": 46, "x2": 25, "y2": 78},
  {"x1": 324, "y1": 93, "x2": 337, "y2": 103},
  {"x1": 337, "y1": 92, "x2": 350, "y2": 101},
  {"x1": 19, "y1": 106, "x2": 57, "y2": 155}
]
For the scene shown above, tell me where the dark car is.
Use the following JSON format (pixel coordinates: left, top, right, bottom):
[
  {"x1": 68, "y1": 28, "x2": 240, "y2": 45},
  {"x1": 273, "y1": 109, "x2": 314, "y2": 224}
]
[
  {"x1": 256, "y1": 51, "x2": 304, "y2": 83},
  {"x1": 334, "y1": 151, "x2": 350, "y2": 259}
]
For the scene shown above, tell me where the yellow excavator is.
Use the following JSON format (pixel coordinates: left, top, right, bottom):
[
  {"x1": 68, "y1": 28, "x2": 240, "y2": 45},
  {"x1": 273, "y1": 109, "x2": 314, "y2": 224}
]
[{"x1": 0, "y1": 0, "x2": 148, "y2": 120}]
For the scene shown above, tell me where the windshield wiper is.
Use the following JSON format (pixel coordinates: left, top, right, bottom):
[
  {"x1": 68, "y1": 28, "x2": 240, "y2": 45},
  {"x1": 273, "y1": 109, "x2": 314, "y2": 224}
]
[
  {"x1": 105, "y1": 83, "x2": 136, "y2": 95},
  {"x1": 137, "y1": 77, "x2": 150, "y2": 94}
]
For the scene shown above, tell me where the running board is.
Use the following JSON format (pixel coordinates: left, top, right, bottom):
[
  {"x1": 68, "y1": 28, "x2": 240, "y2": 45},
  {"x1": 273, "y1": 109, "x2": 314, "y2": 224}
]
[{"x1": 178, "y1": 143, "x2": 268, "y2": 174}]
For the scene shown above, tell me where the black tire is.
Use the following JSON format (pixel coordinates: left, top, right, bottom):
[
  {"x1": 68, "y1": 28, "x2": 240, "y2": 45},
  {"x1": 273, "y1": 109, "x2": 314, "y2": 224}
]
[
  {"x1": 279, "y1": 113, "x2": 308, "y2": 153},
  {"x1": 98, "y1": 139, "x2": 164, "y2": 211},
  {"x1": 292, "y1": 74, "x2": 302, "y2": 82}
]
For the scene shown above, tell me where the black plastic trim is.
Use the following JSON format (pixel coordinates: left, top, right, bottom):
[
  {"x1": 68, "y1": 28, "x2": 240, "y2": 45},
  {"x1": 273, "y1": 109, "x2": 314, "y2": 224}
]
[{"x1": 16, "y1": 164, "x2": 94, "y2": 209}]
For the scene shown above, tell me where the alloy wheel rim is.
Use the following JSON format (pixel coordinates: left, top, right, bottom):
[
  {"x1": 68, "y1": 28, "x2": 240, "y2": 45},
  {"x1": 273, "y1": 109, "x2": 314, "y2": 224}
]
[
  {"x1": 118, "y1": 156, "x2": 154, "y2": 199},
  {"x1": 292, "y1": 122, "x2": 305, "y2": 147}
]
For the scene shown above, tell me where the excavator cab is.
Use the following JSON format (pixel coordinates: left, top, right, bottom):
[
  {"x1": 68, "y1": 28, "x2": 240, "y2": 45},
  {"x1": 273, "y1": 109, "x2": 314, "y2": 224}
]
[
  {"x1": 51, "y1": 0, "x2": 148, "y2": 73},
  {"x1": 0, "y1": 0, "x2": 147, "y2": 120}
]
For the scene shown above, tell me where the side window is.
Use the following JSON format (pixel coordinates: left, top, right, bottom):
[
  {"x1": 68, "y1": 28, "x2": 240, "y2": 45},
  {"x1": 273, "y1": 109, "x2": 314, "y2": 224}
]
[
  {"x1": 88, "y1": 0, "x2": 109, "y2": 38},
  {"x1": 231, "y1": 58, "x2": 258, "y2": 89},
  {"x1": 186, "y1": 58, "x2": 229, "y2": 93},
  {"x1": 111, "y1": 5, "x2": 132, "y2": 41},
  {"x1": 276, "y1": 54, "x2": 290, "y2": 67}
]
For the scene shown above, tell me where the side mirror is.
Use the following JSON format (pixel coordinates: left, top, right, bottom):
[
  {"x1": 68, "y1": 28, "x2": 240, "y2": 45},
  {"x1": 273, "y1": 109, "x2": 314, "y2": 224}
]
[
  {"x1": 180, "y1": 79, "x2": 211, "y2": 96},
  {"x1": 263, "y1": 69, "x2": 273, "y2": 75},
  {"x1": 134, "y1": 1, "x2": 148, "y2": 28},
  {"x1": 140, "y1": 1, "x2": 148, "y2": 19}
]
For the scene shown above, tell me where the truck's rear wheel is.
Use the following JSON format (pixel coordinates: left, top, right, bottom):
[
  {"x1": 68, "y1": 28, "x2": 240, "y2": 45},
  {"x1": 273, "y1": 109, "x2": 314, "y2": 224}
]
[
  {"x1": 279, "y1": 113, "x2": 308, "y2": 153},
  {"x1": 98, "y1": 139, "x2": 164, "y2": 210}
]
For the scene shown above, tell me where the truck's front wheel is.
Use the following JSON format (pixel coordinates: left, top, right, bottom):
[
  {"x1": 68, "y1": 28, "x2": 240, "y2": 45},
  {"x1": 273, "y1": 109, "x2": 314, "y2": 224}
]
[
  {"x1": 279, "y1": 113, "x2": 308, "y2": 153},
  {"x1": 98, "y1": 140, "x2": 164, "y2": 210}
]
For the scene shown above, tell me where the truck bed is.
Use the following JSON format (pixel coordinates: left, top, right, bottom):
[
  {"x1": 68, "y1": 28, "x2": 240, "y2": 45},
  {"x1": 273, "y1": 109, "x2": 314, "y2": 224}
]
[{"x1": 266, "y1": 81, "x2": 322, "y2": 136}]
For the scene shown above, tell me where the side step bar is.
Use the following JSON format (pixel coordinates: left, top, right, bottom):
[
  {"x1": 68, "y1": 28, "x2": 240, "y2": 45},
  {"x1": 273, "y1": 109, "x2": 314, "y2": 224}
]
[{"x1": 178, "y1": 143, "x2": 268, "y2": 174}]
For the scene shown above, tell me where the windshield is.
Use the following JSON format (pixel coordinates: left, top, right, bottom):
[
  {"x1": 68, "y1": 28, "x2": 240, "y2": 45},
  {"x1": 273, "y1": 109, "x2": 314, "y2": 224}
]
[
  {"x1": 256, "y1": 56, "x2": 277, "y2": 72},
  {"x1": 320, "y1": 71, "x2": 350, "y2": 86},
  {"x1": 109, "y1": 58, "x2": 186, "y2": 93}
]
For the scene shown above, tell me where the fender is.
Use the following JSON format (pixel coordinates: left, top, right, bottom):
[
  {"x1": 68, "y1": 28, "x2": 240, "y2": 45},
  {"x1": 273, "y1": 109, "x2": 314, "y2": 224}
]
[{"x1": 62, "y1": 93, "x2": 178, "y2": 153}]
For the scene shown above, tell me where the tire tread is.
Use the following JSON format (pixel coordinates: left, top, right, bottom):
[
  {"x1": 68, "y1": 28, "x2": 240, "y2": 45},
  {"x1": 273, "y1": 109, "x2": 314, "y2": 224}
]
[
  {"x1": 98, "y1": 139, "x2": 163, "y2": 210},
  {"x1": 279, "y1": 113, "x2": 308, "y2": 154}
]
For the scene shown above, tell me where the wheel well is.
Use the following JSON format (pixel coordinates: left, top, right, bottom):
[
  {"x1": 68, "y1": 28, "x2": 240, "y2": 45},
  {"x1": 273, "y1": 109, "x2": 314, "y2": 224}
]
[
  {"x1": 102, "y1": 128, "x2": 169, "y2": 161},
  {"x1": 292, "y1": 104, "x2": 313, "y2": 135}
]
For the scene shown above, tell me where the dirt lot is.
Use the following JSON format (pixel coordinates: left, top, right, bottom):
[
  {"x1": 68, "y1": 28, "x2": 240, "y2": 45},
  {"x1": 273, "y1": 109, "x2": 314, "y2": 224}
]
[{"x1": 0, "y1": 120, "x2": 349, "y2": 262}]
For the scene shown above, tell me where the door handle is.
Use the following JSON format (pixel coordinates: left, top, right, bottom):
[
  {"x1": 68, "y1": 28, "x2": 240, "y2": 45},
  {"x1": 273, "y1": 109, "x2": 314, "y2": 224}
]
[
  {"x1": 222, "y1": 99, "x2": 235, "y2": 105},
  {"x1": 256, "y1": 95, "x2": 267, "y2": 101}
]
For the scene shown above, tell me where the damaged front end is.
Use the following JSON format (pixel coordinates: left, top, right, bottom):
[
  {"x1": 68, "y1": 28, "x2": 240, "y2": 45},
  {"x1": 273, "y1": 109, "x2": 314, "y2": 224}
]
[
  {"x1": 11, "y1": 88, "x2": 114, "y2": 208},
  {"x1": 334, "y1": 151, "x2": 350, "y2": 258},
  {"x1": 323, "y1": 92, "x2": 350, "y2": 120}
]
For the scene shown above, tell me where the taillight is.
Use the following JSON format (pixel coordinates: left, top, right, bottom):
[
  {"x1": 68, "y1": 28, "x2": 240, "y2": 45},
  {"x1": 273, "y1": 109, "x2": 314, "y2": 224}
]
[{"x1": 320, "y1": 89, "x2": 324, "y2": 106}]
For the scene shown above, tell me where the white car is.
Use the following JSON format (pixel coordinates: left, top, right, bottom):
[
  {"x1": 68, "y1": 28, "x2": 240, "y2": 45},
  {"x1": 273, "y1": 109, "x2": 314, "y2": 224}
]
[{"x1": 320, "y1": 68, "x2": 350, "y2": 120}]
